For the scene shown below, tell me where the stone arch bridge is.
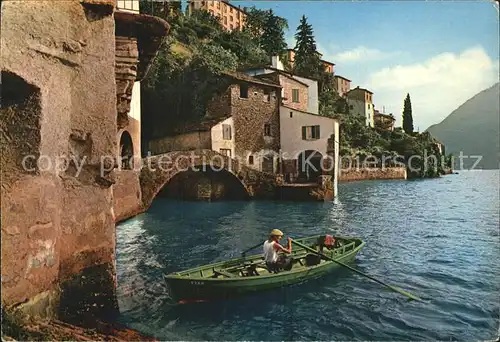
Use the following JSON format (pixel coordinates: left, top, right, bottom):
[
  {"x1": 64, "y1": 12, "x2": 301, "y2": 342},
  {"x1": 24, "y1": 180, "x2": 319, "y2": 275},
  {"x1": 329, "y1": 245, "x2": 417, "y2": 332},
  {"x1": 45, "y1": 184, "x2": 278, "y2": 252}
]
[{"x1": 139, "y1": 149, "x2": 280, "y2": 208}]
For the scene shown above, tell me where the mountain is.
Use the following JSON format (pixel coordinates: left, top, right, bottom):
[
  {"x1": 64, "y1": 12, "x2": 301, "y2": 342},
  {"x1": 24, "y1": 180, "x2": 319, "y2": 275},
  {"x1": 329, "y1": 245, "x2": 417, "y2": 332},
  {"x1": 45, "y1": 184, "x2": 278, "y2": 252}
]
[{"x1": 427, "y1": 82, "x2": 499, "y2": 170}]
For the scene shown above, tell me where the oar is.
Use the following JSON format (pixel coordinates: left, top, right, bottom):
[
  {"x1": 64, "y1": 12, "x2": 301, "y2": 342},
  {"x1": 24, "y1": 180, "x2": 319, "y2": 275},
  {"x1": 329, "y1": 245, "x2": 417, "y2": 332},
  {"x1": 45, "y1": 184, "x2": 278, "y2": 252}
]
[
  {"x1": 291, "y1": 239, "x2": 422, "y2": 302},
  {"x1": 241, "y1": 241, "x2": 263, "y2": 257}
]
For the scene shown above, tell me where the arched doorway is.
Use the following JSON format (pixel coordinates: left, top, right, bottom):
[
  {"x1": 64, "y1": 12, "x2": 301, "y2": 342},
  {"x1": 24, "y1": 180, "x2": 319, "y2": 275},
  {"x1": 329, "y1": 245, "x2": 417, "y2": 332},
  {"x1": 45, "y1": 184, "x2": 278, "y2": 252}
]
[
  {"x1": 119, "y1": 131, "x2": 134, "y2": 170},
  {"x1": 297, "y1": 150, "x2": 323, "y2": 182}
]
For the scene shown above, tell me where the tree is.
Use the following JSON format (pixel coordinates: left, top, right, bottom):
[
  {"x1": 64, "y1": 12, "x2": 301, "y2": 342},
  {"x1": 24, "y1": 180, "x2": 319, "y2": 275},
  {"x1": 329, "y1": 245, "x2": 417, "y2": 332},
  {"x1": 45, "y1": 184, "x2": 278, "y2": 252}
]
[
  {"x1": 402, "y1": 93, "x2": 414, "y2": 134},
  {"x1": 260, "y1": 9, "x2": 288, "y2": 57},
  {"x1": 243, "y1": 6, "x2": 269, "y2": 40},
  {"x1": 293, "y1": 15, "x2": 323, "y2": 79}
]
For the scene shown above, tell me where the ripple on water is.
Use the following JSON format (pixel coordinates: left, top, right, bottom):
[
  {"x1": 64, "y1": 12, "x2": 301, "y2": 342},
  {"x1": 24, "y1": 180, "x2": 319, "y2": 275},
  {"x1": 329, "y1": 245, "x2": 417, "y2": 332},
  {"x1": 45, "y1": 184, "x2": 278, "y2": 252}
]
[{"x1": 116, "y1": 171, "x2": 500, "y2": 341}]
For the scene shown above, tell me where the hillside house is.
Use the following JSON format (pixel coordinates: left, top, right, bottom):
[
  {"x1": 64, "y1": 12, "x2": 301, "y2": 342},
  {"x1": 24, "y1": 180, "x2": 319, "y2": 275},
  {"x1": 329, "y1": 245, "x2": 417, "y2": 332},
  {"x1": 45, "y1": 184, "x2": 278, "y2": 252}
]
[{"x1": 148, "y1": 72, "x2": 282, "y2": 173}]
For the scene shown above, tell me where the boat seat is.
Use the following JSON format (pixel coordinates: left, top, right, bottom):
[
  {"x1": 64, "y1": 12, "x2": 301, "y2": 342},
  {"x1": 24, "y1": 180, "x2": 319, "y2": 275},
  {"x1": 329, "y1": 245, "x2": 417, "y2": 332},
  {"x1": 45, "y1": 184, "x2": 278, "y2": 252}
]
[{"x1": 213, "y1": 268, "x2": 235, "y2": 278}]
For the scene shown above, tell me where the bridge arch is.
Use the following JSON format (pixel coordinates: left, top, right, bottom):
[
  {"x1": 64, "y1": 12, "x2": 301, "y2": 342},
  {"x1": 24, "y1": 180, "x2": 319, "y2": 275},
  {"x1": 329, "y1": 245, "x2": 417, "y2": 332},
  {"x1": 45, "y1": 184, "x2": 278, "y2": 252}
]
[{"x1": 140, "y1": 150, "x2": 272, "y2": 208}]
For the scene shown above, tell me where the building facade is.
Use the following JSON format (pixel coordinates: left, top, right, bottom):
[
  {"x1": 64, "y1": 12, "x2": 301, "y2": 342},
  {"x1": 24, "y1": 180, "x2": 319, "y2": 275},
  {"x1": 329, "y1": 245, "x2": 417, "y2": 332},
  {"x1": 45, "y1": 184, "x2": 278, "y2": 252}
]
[
  {"x1": 333, "y1": 75, "x2": 351, "y2": 97},
  {"x1": 148, "y1": 72, "x2": 282, "y2": 173},
  {"x1": 188, "y1": 0, "x2": 246, "y2": 31},
  {"x1": 374, "y1": 109, "x2": 396, "y2": 131},
  {"x1": 116, "y1": 0, "x2": 142, "y2": 169},
  {"x1": 117, "y1": 0, "x2": 139, "y2": 13},
  {"x1": 347, "y1": 86, "x2": 375, "y2": 127},
  {"x1": 241, "y1": 58, "x2": 339, "y2": 184}
]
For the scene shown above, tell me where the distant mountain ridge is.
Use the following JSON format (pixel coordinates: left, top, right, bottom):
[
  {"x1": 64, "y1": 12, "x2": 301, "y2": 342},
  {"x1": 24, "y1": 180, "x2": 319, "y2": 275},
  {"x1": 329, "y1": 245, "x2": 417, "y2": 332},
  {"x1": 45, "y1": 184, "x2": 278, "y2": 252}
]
[{"x1": 426, "y1": 82, "x2": 499, "y2": 169}]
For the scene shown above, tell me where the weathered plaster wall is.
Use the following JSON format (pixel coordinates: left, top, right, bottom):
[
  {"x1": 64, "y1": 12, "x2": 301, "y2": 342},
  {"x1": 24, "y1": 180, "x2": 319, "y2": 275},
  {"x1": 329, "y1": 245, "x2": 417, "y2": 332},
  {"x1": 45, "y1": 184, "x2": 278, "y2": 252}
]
[
  {"x1": 339, "y1": 167, "x2": 407, "y2": 182},
  {"x1": 1, "y1": 0, "x2": 118, "y2": 322},
  {"x1": 113, "y1": 170, "x2": 143, "y2": 222},
  {"x1": 211, "y1": 117, "x2": 235, "y2": 156}
]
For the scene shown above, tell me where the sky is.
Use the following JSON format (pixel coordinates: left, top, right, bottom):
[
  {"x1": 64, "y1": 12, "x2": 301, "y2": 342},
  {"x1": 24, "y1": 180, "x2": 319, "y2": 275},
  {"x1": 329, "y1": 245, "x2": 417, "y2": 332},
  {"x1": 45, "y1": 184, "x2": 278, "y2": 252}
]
[{"x1": 230, "y1": 0, "x2": 500, "y2": 130}]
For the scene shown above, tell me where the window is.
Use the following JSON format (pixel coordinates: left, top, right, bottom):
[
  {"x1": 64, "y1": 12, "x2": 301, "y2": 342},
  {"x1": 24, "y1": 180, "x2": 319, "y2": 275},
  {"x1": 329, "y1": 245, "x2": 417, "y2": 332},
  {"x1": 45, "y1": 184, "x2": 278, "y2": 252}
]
[
  {"x1": 220, "y1": 148, "x2": 231, "y2": 157},
  {"x1": 224, "y1": 17, "x2": 227, "y2": 24},
  {"x1": 248, "y1": 155, "x2": 254, "y2": 165},
  {"x1": 230, "y1": 24, "x2": 234, "y2": 30},
  {"x1": 230, "y1": 7, "x2": 233, "y2": 12},
  {"x1": 290, "y1": 111, "x2": 293, "y2": 118},
  {"x1": 222, "y1": 124, "x2": 232, "y2": 140},
  {"x1": 263, "y1": 89, "x2": 271, "y2": 102},
  {"x1": 239, "y1": 84, "x2": 248, "y2": 98},
  {"x1": 292, "y1": 89, "x2": 299, "y2": 103},
  {"x1": 264, "y1": 124, "x2": 271, "y2": 136},
  {"x1": 368, "y1": 104, "x2": 371, "y2": 109},
  {"x1": 230, "y1": 16, "x2": 234, "y2": 22},
  {"x1": 301, "y1": 125, "x2": 320, "y2": 140}
]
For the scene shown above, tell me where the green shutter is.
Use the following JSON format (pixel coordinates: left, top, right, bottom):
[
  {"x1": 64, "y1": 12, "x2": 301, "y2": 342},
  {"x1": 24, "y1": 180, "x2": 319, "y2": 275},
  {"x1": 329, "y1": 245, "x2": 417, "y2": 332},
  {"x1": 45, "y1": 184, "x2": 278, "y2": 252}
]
[{"x1": 302, "y1": 126, "x2": 307, "y2": 140}]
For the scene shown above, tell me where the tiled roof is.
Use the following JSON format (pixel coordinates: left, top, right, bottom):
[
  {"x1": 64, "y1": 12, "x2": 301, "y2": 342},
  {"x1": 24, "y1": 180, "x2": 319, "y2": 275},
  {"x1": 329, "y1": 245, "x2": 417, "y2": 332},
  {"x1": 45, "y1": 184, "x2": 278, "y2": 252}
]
[{"x1": 222, "y1": 71, "x2": 282, "y2": 88}]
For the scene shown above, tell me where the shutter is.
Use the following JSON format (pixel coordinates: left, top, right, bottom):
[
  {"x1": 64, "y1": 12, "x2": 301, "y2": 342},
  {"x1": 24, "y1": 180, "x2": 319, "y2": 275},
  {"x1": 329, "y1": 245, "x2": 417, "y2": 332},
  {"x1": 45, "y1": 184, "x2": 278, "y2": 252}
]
[
  {"x1": 302, "y1": 126, "x2": 307, "y2": 140},
  {"x1": 315, "y1": 125, "x2": 320, "y2": 138},
  {"x1": 228, "y1": 125, "x2": 232, "y2": 139}
]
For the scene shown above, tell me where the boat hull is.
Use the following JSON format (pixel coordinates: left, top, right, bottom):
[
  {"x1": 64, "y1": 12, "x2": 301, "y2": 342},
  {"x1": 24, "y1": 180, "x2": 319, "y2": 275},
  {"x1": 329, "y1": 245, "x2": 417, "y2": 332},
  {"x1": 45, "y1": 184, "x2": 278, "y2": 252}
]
[{"x1": 165, "y1": 235, "x2": 365, "y2": 303}]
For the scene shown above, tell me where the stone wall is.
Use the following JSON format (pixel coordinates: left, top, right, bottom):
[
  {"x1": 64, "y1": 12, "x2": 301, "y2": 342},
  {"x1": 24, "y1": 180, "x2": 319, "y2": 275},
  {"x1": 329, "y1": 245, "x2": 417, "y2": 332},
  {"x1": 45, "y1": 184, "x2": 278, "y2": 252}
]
[
  {"x1": 140, "y1": 150, "x2": 279, "y2": 208},
  {"x1": 229, "y1": 83, "x2": 280, "y2": 161},
  {"x1": 149, "y1": 131, "x2": 212, "y2": 154},
  {"x1": 113, "y1": 170, "x2": 143, "y2": 223},
  {"x1": 339, "y1": 167, "x2": 407, "y2": 182},
  {"x1": 1, "y1": 0, "x2": 118, "y2": 322}
]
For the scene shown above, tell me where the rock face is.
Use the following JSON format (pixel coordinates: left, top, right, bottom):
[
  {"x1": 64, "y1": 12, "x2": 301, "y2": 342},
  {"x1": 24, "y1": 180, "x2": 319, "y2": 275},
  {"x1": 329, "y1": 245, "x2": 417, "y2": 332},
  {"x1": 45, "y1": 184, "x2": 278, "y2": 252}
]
[{"x1": 1, "y1": 0, "x2": 118, "y2": 322}]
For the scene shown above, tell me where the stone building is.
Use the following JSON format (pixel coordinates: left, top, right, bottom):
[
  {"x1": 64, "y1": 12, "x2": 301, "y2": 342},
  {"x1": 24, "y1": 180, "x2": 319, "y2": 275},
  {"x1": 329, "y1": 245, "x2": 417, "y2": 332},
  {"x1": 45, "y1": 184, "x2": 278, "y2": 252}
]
[
  {"x1": 149, "y1": 71, "x2": 282, "y2": 173},
  {"x1": 241, "y1": 57, "x2": 340, "y2": 185}
]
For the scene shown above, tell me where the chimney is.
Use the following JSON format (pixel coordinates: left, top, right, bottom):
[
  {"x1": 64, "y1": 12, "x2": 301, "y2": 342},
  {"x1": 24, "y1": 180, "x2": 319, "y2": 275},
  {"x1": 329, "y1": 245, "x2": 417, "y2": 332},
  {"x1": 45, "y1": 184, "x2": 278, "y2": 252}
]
[{"x1": 271, "y1": 55, "x2": 284, "y2": 71}]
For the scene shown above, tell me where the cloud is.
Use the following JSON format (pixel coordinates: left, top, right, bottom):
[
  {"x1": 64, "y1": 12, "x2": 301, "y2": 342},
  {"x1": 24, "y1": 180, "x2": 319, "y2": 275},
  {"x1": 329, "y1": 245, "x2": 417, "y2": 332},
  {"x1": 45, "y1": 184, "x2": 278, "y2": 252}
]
[
  {"x1": 331, "y1": 46, "x2": 399, "y2": 63},
  {"x1": 365, "y1": 46, "x2": 499, "y2": 130}
]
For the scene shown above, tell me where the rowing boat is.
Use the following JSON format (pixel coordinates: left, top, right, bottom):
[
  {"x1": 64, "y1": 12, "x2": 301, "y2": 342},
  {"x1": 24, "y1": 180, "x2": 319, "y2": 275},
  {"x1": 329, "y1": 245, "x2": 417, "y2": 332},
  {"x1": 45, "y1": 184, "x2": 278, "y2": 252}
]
[{"x1": 164, "y1": 234, "x2": 365, "y2": 304}]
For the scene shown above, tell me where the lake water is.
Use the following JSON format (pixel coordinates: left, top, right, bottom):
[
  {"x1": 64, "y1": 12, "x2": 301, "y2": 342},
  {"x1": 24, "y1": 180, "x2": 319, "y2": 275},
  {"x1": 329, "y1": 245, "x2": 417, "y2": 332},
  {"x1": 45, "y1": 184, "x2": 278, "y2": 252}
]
[{"x1": 116, "y1": 170, "x2": 499, "y2": 341}]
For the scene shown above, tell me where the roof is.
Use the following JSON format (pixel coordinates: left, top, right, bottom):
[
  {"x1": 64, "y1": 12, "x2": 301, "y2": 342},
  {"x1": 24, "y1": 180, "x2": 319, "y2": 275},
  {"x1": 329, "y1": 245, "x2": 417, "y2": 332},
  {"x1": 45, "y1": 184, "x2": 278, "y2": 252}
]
[
  {"x1": 334, "y1": 75, "x2": 351, "y2": 82},
  {"x1": 374, "y1": 112, "x2": 395, "y2": 120},
  {"x1": 347, "y1": 86, "x2": 373, "y2": 95},
  {"x1": 281, "y1": 105, "x2": 338, "y2": 122},
  {"x1": 321, "y1": 59, "x2": 335, "y2": 66},
  {"x1": 239, "y1": 65, "x2": 319, "y2": 83},
  {"x1": 171, "y1": 115, "x2": 232, "y2": 134},
  {"x1": 222, "y1": 71, "x2": 282, "y2": 88},
  {"x1": 255, "y1": 71, "x2": 309, "y2": 88}
]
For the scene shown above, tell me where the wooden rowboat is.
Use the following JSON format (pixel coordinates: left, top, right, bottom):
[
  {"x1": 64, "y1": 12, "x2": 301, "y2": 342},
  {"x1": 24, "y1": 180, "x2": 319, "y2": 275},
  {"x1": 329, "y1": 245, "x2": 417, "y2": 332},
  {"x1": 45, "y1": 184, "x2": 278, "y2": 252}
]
[{"x1": 164, "y1": 234, "x2": 365, "y2": 304}]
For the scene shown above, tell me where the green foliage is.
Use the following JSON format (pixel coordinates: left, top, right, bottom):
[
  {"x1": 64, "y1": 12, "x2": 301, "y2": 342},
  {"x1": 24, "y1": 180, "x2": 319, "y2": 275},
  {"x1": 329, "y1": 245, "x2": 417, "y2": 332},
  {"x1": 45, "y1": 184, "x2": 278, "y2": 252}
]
[
  {"x1": 402, "y1": 93, "x2": 414, "y2": 134},
  {"x1": 140, "y1": 5, "x2": 289, "y2": 143},
  {"x1": 339, "y1": 113, "x2": 450, "y2": 178},
  {"x1": 261, "y1": 9, "x2": 288, "y2": 57},
  {"x1": 292, "y1": 15, "x2": 323, "y2": 79},
  {"x1": 242, "y1": 7, "x2": 288, "y2": 58}
]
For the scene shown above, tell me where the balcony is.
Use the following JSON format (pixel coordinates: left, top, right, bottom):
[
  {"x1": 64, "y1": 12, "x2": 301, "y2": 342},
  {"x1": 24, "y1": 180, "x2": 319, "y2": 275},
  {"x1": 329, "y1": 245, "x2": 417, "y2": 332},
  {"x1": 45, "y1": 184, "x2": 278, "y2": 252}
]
[{"x1": 116, "y1": 0, "x2": 139, "y2": 13}]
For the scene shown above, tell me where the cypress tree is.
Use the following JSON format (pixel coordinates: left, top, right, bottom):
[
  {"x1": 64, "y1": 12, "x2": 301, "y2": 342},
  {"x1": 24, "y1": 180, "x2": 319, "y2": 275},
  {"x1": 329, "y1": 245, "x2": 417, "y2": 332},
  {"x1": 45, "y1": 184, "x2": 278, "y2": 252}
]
[{"x1": 402, "y1": 93, "x2": 414, "y2": 134}]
